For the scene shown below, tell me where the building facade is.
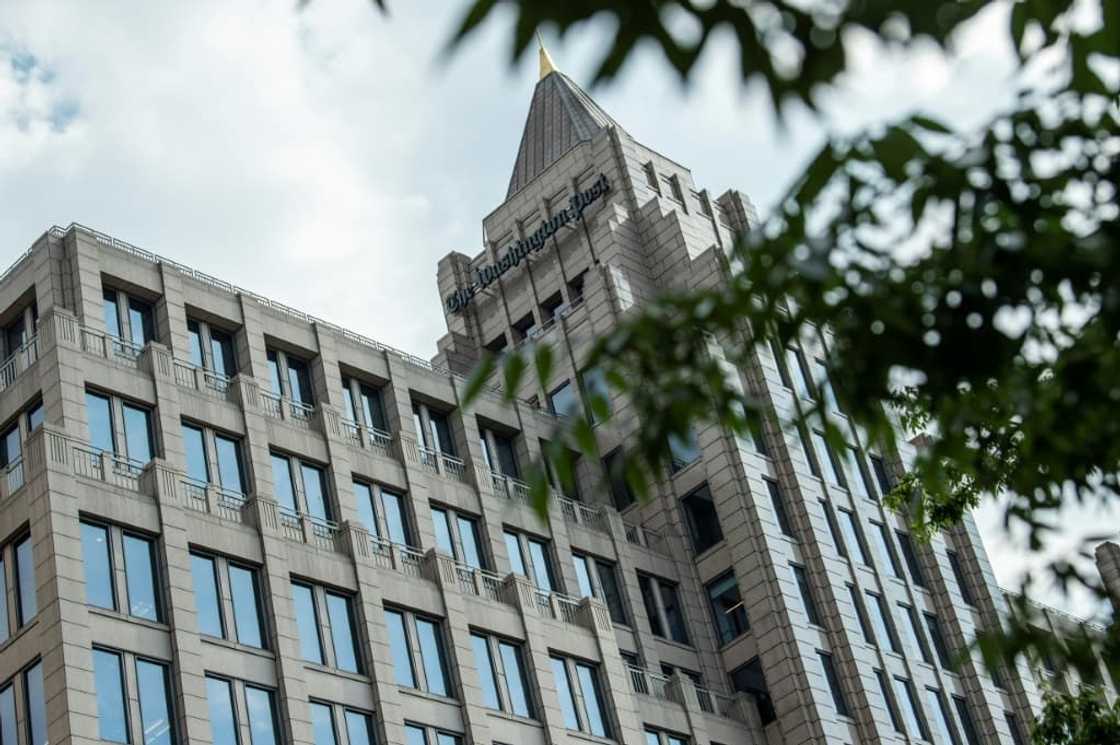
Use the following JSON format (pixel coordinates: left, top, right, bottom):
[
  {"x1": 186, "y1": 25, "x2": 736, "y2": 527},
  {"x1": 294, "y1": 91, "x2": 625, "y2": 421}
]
[{"x1": 0, "y1": 53, "x2": 1114, "y2": 745}]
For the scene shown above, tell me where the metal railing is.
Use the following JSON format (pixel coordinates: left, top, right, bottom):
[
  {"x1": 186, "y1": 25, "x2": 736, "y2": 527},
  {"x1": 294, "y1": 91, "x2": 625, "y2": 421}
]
[
  {"x1": 558, "y1": 496, "x2": 610, "y2": 534},
  {"x1": 0, "y1": 336, "x2": 38, "y2": 393},
  {"x1": 171, "y1": 358, "x2": 230, "y2": 395},
  {"x1": 624, "y1": 522, "x2": 669, "y2": 555}
]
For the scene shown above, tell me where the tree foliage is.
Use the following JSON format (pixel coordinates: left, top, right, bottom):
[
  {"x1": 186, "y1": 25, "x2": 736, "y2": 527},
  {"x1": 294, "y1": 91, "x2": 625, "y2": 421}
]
[{"x1": 1031, "y1": 688, "x2": 1120, "y2": 744}]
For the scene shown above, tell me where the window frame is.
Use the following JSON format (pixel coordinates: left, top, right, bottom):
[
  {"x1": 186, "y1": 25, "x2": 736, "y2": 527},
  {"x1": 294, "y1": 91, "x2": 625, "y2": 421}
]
[
  {"x1": 680, "y1": 483, "x2": 724, "y2": 554},
  {"x1": 384, "y1": 606, "x2": 453, "y2": 698},
  {"x1": 705, "y1": 571, "x2": 749, "y2": 645},
  {"x1": 549, "y1": 655, "x2": 612, "y2": 738},
  {"x1": 189, "y1": 550, "x2": 268, "y2": 650},
  {"x1": 79, "y1": 519, "x2": 165, "y2": 624},
  {"x1": 470, "y1": 630, "x2": 535, "y2": 719}
]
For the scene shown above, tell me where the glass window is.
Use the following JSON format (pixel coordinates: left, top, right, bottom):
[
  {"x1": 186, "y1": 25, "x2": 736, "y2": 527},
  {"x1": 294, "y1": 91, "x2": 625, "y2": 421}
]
[
  {"x1": 527, "y1": 539, "x2": 554, "y2": 592},
  {"x1": 899, "y1": 603, "x2": 931, "y2": 663},
  {"x1": 0, "y1": 558, "x2": 7, "y2": 643},
  {"x1": 870, "y1": 454, "x2": 893, "y2": 495},
  {"x1": 926, "y1": 688, "x2": 959, "y2": 745},
  {"x1": 730, "y1": 658, "x2": 776, "y2": 724},
  {"x1": 293, "y1": 583, "x2": 324, "y2": 663},
  {"x1": 812, "y1": 431, "x2": 845, "y2": 485},
  {"x1": 435, "y1": 733, "x2": 460, "y2": 745},
  {"x1": 123, "y1": 403, "x2": 155, "y2": 465},
  {"x1": 82, "y1": 522, "x2": 115, "y2": 610},
  {"x1": 876, "y1": 669, "x2": 903, "y2": 733},
  {"x1": 270, "y1": 455, "x2": 297, "y2": 513},
  {"x1": 326, "y1": 593, "x2": 361, "y2": 673},
  {"x1": 229, "y1": 565, "x2": 265, "y2": 648},
  {"x1": 792, "y1": 564, "x2": 821, "y2": 626},
  {"x1": 499, "y1": 642, "x2": 532, "y2": 718},
  {"x1": 637, "y1": 574, "x2": 664, "y2": 637},
  {"x1": 785, "y1": 347, "x2": 814, "y2": 399},
  {"x1": 838, "y1": 510, "x2": 869, "y2": 565},
  {"x1": 947, "y1": 550, "x2": 975, "y2": 605},
  {"x1": 551, "y1": 658, "x2": 580, "y2": 730},
  {"x1": 0, "y1": 684, "x2": 16, "y2": 745},
  {"x1": 86, "y1": 391, "x2": 115, "y2": 454},
  {"x1": 267, "y1": 350, "x2": 282, "y2": 396},
  {"x1": 416, "y1": 618, "x2": 449, "y2": 696},
  {"x1": 871, "y1": 523, "x2": 900, "y2": 577},
  {"x1": 359, "y1": 386, "x2": 387, "y2": 432},
  {"x1": 124, "y1": 533, "x2": 161, "y2": 621},
  {"x1": 286, "y1": 356, "x2": 313, "y2": 405},
  {"x1": 548, "y1": 382, "x2": 579, "y2": 417},
  {"x1": 0, "y1": 425, "x2": 20, "y2": 471},
  {"x1": 344, "y1": 711, "x2": 375, "y2": 745},
  {"x1": 182, "y1": 424, "x2": 209, "y2": 483},
  {"x1": 471, "y1": 634, "x2": 501, "y2": 710},
  {"x1": 842, "y1": 446, "x2": 873, "y2": 500},
  {"x1": 385, "y1": 610, "x2": 416, "y2": 687},
  {"x1": 206, "y1": 677, "x2": 239, "y2": 745},
  {"x1": 681, "y1": 484, "x2": 723, "y2": 553},
  {"x1": 573, "y1": 555, "x2": 593, "y2": 599},
  {"x1": 766, "y1": 479, "x2": 795, "y2": 537},
  {"x1": 187, "y1": 320, "x2": 204, "y2": 367},
  {"x1": 431, "y1": 508, "x2": 454, "y2": 557},
  {"x1": 894, "y1": 677, "x2": 927, "y2": 739},
  {"x1": 27, "y1": 402, "x2": 43, "y2": 432},
  {"x1": 353, "y1": 482, "x2": 379, "y2": 538},
  {"x1": 15, "y1": 534, "x2": 36, "y2": 625},
  {"x1": 706, "y1": 572, "x2": 749, "y2": 644},
  {"x1": 136, "y1": 658, "x2": 175, "y2": 745},
  {"x1": 244, "y1": 686, "x2": 280, "y2": 745},
  {"x1": 596, "y1": 561, "x2": 627, "y2": 625},
  {"x1": 896, "y1": 531, "x2": 927, "y2": 587},
  {"x1": 191, "y1": 554, "x2": 224, "y2": 638},
  {"x1": 215, "y1": 435, "x2": 244, "y2": 494},
  {"x1": 1005, "y1": 712, "x2": 1026, "y2": 745},
  {"x1": 820, "y1": 652, "x2": 850, "y2": 717},
  {"x1": 925, "y1": 613, "x2": 953, "y2": 669},
  {"x1": 822, "y1": 501, "x2": 845, "y2": 558},
  {"x1": 103, "y1": 289, "x2": 122, "y2": 338},
  {"x1": 94, "y1": 649, "x2": 130, "y2": 743},
  {"x1": 954, "y1": 696, "x2": 981, "y2": 745},
  {"x1": 311, "y1": 702, "x2": 337, "y2": 745},
  {"x1": 580, "y1": 366, "x2": 611, "y2": 423},
  {"x1": 128, "y1": 297, "x2": 155, "y2": 347},
  {"x1": 405, "y1": 725, "x2": 428, "y2": 745},
  {"x1": 602, "y1": 449, "x2": 634, "y2": 509},
  {"x1": 427, "y1": 411, "x2": 455, "y2": 455},
  {"x1": 301, "y1": 464, "x2": 330, "y2": 521},
  {"x1": 866, "y1": 592, "x2": 899, "y2": 653},
  {"x1": 667, "y1": 429, "x2": 701, "y2": 473},
  {"x1": 24, "y1": 661, "x2": 46, "y2": 745},
  {"x1": 210, "y1": 329, "x2": 236, "y2": 377},
  {"x1": 848, "y1": 585, "x2": 874, "y2": 644},
  {"x1": 504, "y1": 532, "x2": 526, "y2": 576},
  {"x1": 814, "y1": 359, "x2": 841, "y2": 412},
  {"x1": 456, "y1": 516, "x2": 483, "y2": 570},
  {"x1": 381, "y1": 490, "x2": 410, "y2": 546},
  {"x1": 659, "y1": 580, "x2": 689, "y2": 644},
  {"x1": 575, "y1": 664, "x2": 609, "y2": 738}
]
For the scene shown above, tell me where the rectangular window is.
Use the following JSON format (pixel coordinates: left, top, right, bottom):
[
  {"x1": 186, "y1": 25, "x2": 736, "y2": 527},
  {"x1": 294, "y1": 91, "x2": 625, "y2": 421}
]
[
  {"x1": 871, "y1": 522, "x2": 901, "y2": 578},
  {"x1": 344, "y1": 710, "x2": 375, "y2": 745},
  {"x1": 766, "y1": 479, "x2": 795, "y2": 537},
  {"x1": 876, "y1": 669, "x2": 903, "y2": 733},
  {"x1": 848, "y1": 585, "x2": 874, "y2": 645},
  {"x1": 326, "y1": 592, "x2": 361, "y2": 673},
  {"x1": 206, "y1": 677, "x2": 239, "y2": 745},
  {"x1": 870, "y1": 454, "x2": 893, "y2": 495},
  {"x1": 0, "y1": 556, "x2": 7, "y2": 643},
  {"x1": 954, "y1": 696, "x2": 981, "y2": 745},
  {"x1": 286, "y1": 356, "x2": 313, "y2": 405},
  {"x1": 602, "y1": 449, "x2": 634, "y2": 509},
  {"x1": 311, "y1": 701, "x2": 336, "y2": 745},
  {"x1": 659, "y1": 579, "x2": 689, "y2": 644},
  {"x1": 293, "y1": 582, "x2": 324, "y2": 664},
  {"x1": 381, "y1": 488, "x2": 411, "y2": 546},
  {"x1": 122, "y1": 402, "x2": 155, "y2": 467},
  {"x1": 123, "y1": 532, "x2": 161, "y2": 622},
  {"x1": 899, "y1": 603, "x2": 932, "y2": 664},
  {"x1": 819, "y1": 652, "x2": 850, "y2": 717},
  {"x1": 792, "y1": 564, "x2": 821, "y2": 626},
  {"x1": 837, "y1": 510, "x2": 869, "y2": 565},
  {"x1": 385, "y1": 609, "x2": 416, "y2": 687},
  {"x1": 924, "y1": 613, "x2": 953, "y2": 669},
  {"x1": 0, "y1": 683, "x2": 16, "y2": 745},
  {"x1": 947, "y1": 549, "x2": 975, "y2": 605},
  {"x1": 86, "y1": 390, "x2": 116, "y2": 454},
  {"x1": 187, "y1": 320, "x2": 204, "y2": 367},
  {"x1": 896, "y1": 531, "x2": 927, "y2": 587},
  {"x1": 135, "y1": 658, "x2": 174, "y2": 745},
  {"x1": 551, "y1": 657, "x2": 610, "y2": 737},
  {"x1": 416, "y1": 617, "x2": 449, "y2": 695},
  {"x1": 182, "y1": 424, "x2": 209, "y2": 483},
  {"x1": 271, "y1": 453, "x2": 332, "y2": 520},
  {"x1": 214, "y1": 434, "x2": 245, "y2": 495},
  {"x1": 472, "y1": 633, "x2": 500, "y2": 710},
  {"x1": 82, "y1": 522, "x2": 116, "y2": 610},
  {"x1": 841, "y1": 446, "x2": 874, "y2": 500},
  {"x1": 128, "y1": 297, "x2": 155, "y2": 347},
  {"x1": 866, "y1": 591, "x2": 900, "y2": 653},
  {"x1": 551, "y1": 657, "x2": 580, "y2": 730},
  {"x1": 730, "y1": 658, "x2": 776, "y2": 724},
  {"x1": 894, "y1": 677, "x2": 928, "y2": 740},
  {"x1": 504, "y1": 530, "x2": 555, "y2": 591},
  {"x1": 926, "y1": 687, "x2": 960, "y2": 745},
  {"x1": 191, "y1": 554, "x2": 224, "y2": 638},
  {"x1": 228, "y1": 565, "x2": 265, "y2": 648},
  {"x1": 1005, "y1": 712, "x2": 1026, "y2": 745},
  {"x1": 386, "y1": 608, "x2": 451, "y2": 697},
  {"x1": 94, "y1": 649, "x2": 130, "y2": 743},
  {"x1": 471, "y1": 632, "x2": 533, "y2": 718},
  {"x1": 637, "y1": 573, "x2": 664, "y2": 637},
  {"x1": 430, "y1": 506, "x2": 485, "y2": 570},
  {"x1": 667, "y1": 429, "x2": 701, "y2": 473},
  {"x1": 785, "y1": 347, "x2": 814, "y2": 400},
  {"x1": 209, "y1": 328, "x2": 237, "y2": 378},
  {"x1": 812, "y1": 430, "x2": 846, "y2": 486},
  {"x1": 706, "y1": 572, "x2": 749, "y2": 644},
  {"x1": 14, "y1": 534, "x2": 35, "y2": 626},
  {"x1": 821, "y1": 501, "x2": 846, "y2": 559},
  {"x1": 681, "y1": 484, "x2": 723, "y2": 553},
  {"x1": 24, "y1": 660, "x2": 45, "y2": 745},
  {"x1": 244, "y1": 685, "x2": 280, "y2": 745},
  {"x1": 190, "y1": 553, "x2": 266, "y2": 649},
  {"x1": 104, "y1": 289, "x2": 122, "y2": 338},
  {"x1": 814, "y1": 359, "x2": 842, "y2": 413},
  {"x1": 571, "y1": 555, "x2": 626, "y2": 625}
]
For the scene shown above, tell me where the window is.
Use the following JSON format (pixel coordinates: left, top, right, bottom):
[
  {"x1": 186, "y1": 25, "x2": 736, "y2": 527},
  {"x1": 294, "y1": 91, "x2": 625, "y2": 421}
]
[
  {"x1": 471, "y1": 632, "x2": 534, "y2": 718},
  {"x1": 848, "y1": 585, "x2": 874, "y2": 645},
  {"x1": 784, "y1": 346, "x2": 814, "y2": 400},
  {"x1": 602, "y1": 449, "x2": 634, "y2": 509},
  {"x1": 893, "y1": 677, "x2": 928, "y2": 740},
  {"x1": 841, "y1": 446, "x2": 874, "y2": 500},
  {"x1": 431, "y1": 506, "x2": 486, "y2": 569},
  {"x1": 2, "y1": 302, "x2": 36, "y2": 360},
  {"x1": 411, "y1": 403, "x2": 455, "y2": 456},
  {"x1": 681, "y1": 484, "x2": 723, "y2": 553},
  {"x1": 341, "y1": 377, "x2": 388, "y2": 432},
  {"x1": 821, "y1": 501, "x2": 845, "y2": 558},
  {"x1": 385, "y1": 608, "x2": 451, "y2": 697},
  {"x1": 811, "y1": 430, "x2": 845, "y2": 486},
  {"x1": 0, "y1": 400, "x2": 41, "y2": 492},
  {"x1": 837, "y1": 510, "x2": 869, "y2": 564},
  {"x1": 875, "y1": 669, "x2": 903, "y2": 733},
  {"x1": 730, "y1": 658, "x2": 776, "y2": 724},
  {"x1": 953, "y1": 696, "x2": 981, "y2": 745},
  {"x1": 479, "y1": 425, "x2": 519, "y2": 477},
  {"x1": 571, "y1": 554, "x2": 627, "y2": 625},
  {"x1": 94, "y1": 649, "x2": 129, "y2": 742},
  {"x1": 866, "y1": 591, "x2": 900, "y2": 653},
  {"x1": 870, "y1": 522, "x2": 901, "y2": 578},
  {"x1": 926, "y1": 688, "x2": 960, "y2": 745},
  {"x1": 819, "y1": 652, "x2": 850, "y2": 717},
  {"x1": 580, "y1": 366, "x2": 611, "y2": 423},
  {"x1": 0, "y1": 554, "x2": 8, "y2": 644},
  {"x1": 766, "y1": 479, "x2": 795, "y2": 537},
  {"x1": 22, "y1": 660, "x2": 45, "y2": 745},
  {"x1": 550, "y1": 656, "x2": 610, "y2": 737},
  {"x1": 813, "y1": 359, "x2": 842, "y2": 413},
  {"x1": 190, "y1": 552, "x2": 266, "y2": 649},
  {"x1": 311, "y1": 701, "x2": 337, "y2": 745},
  {"x1": 504, "y1": 530, "x2": 556, "y2": 591},
  {"x1": 924, "y1": 613, "x2": 953, "y2": 669},
  {"x1": 353, "y1": 480, "x2": 411, "y2": 546},
  {"x1": 94, "y1": 650, "x2": 176, "y2": 745},
  {"x1": 645, "y1": 728, "x2": 690, "y2": 745},
  {"x1": 0, "y1": 681, "x2": 17, "y2": 745},
  {"x1": 644, "y1": 162, "x2": 661, "y2": 193},
  {"x1": 344, "y1": 709, "x2": 376, "y2": 745},
  {"x1": 791, "y1": 564, "x2": 821, "y2": 626},
  {"x1": 1005, "y1": 712, "x2": 1027, "y2": 745},
  {"x1": 291, "y1": 581, "x2": 362, "y2": 673},
  {"x1": 899, "y1": 603, "x2": 932, "y2": 664},
  {"x1": 896, "y1": 531, "x2": 927, "y2": 587},
  {"x1": 246, "y1": 685, "x2": 281, "y2": 745},
  {"x1": 206, "y1": 677, "x2": 239, "y2": 745},
  {"x1": 547, "y1": 381, "x2": 579, "y2": 417},
  {"x1": 404, "y1": 724, "x2": 462, "y2": 745},
  {"x1": 271, "y1": 452, "x2": 332, "y2": 520},
  {"x1": 309, "y1": 701, "x2": 376, "y2": 745},
  {"x1": 667, "y1": 429, "x2": 701, "y2": 473},
  {"x1": 85, "y1": 390, "x2": 157, "y2": 468},
  {"x1": 637, "y1": 573, "x2": 690, "y2": 644},
  {"x1": 947, "y1": 549, "x2": 975, "y2": 605},
  {"x1": 14, "y1": 534, "x2": 35, "y2": 626},
  {"x1": 706, "y1": 572, "x2": 749, "y2": 644},
  {"x1": 79, "y1": 521, "x2": 163, "y2": 622},
  {"x1": 869, "y1": 454, "x2": 893, "y2": 495},
  {"x1": 266, "y1": 347, "x2": 314, "y2": 405},
  {"x1": 181, "y1": 423, "x2": 246, "y2": 495},
  {"x1": 187, "y1": 318, "x2": 238, "y2": 378},
  {"x1": 103, "y1": 288, "x2": 156, "y2": 347}
]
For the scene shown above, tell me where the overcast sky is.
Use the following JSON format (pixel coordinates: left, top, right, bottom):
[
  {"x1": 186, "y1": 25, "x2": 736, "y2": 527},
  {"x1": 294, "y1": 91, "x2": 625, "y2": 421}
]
[{"x1": 1, "y1": 0, "x2": 1113, "y2": 616}]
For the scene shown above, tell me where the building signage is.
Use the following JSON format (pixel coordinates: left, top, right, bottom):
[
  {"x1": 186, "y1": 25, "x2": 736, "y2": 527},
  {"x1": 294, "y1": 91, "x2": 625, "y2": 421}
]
[{"x1": 445, "y1": 173, "x2": 611, "y2": 313}]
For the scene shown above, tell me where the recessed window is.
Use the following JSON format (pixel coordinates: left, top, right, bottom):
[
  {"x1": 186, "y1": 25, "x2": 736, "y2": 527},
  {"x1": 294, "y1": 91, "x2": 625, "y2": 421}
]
[
  {"x1": 869, "y1": 454, "x2": 893, "y2": 495},
  {"x1": 190, "y1": 552, "x2": 267, "y2": 649},
  {"x1": 895, "y1": 531, "x2": 928, "y2": 587},
  {"x1": 571, "y1": 554, "x2": 627, "y2": 625},
  {"x1": 898, "y1": 603, "x2": 932, "y2": 664},
  {"x1": 352, "y1": 479, "x2": 411, "y2": 547},
  {"x1": 602, "y1": 448, "x2": 634, "y2": 509},
  {"x1": 504, "y1": 529, "x2": 557, "y2": 592},
  {"x1": 870, "y1": 522, "x2": 901, "y2": 578},
  {"x1": 85, "y1": 390, "x2": 157, "y2": 469},
  {"x1": 924, "y1": 612, "x2": 953, "y2": 669},
  {"x1": 730, "y1": 658, "x2": 776, "y2": 724},
  {"x1": 947, "y1": 549, "x2": 975, "y2": 605},
  {"x1": 11, "y1": 534, "x2": 35, "y2": 627},
  {"x1": 784, "y1": 346, "x2": 814, "y2": 400},
  {"x1": 866, "y1": 591, "x2": 900, "y2": 653},
  {"x1": 837, "y1": 509, "x2": 869, "y2": 565},
  {"x1": 811, "y1": 430, "x2": 846, "y2": 486},
  {"x1": 512, "y1": 313, "x2": 537, "y2": 342},
  {"x1": 706, "y1": 571, "x2": 749, "y2": 644},
  {"x1": 1005, "y1": 711, "x2": 1027, "y2": 745},
  {"x1": 848, "y1": 585, "x2": 874, "y2": 645},
  {"x1": 471, "y1": 632, "x2": 535, "y2": 718},
  {"x1": 926, "y1": 687, "x2": 960, "y2": 745},
  {"x1": 187, "y1": 318, "x2": 238, "y2": 379},
  {"x1": 271, "y1": 452, "x2": 332, "y2": 521},
  {"x1": 103, "y1": 287, "x2": 156, "y2": 348},
  {"x1": 292, "y1": 581, "x2": 362, "y2": 674},
  {"x1": 637, "y1": 572, "x2": 690, "y2": 644},
  {"x1": 875, "y1": 669, "x2": 903, "y2": 733},
  {"x1": 79, "y1": 521, "x2": 163, "y2": 623},
  {"x1": 550, "y1": 656, "x2": 611, "y2": 738},
  {"x1": 819, "y1": 652, "x2": 850, "y2": 717},
  {"x1": 385, "y1": 608, "x2": 452, "y2": 697},
  {"x1": 94, "y1": 649, "x2": 129, "y2": 743},
  {"x1": 580, "y1": 366, "x2": 611, "y2": 423},
  {"x1": 841, "y1": 446, "x2": 875, "y2": 500},
  {"x1": 479, "y1": 425, "x2": 519, "y2": 478},
  {"x1": 766, "y1": 479, "x2": 795, "y2": 537},
  {"x1": 404, "y1": 723, "x2": 462, "y2": 745},
  {"x1": 412, "y1": 402, "x2": 456, "y2": 455},
  {"x1": 645, "y1": 728, "x2": 690, "y2": 745},
  {"x1": 954, "y1": 696, "x2": 981, "y2": 745},
  {"x1": 814, "y1": 359, "x2": 842, "y2": 413},
  {"x1": 893, "y1": 676, "x2": 928, "y2": 740},
  {"x1": 266, "y1": 347, "x2": 314, "y2": 407},
  {"x1": 181, "y1": 422, "x2": 246, "y2": 495},
  {"x1": 341, "y1": 377, "x2": 389, "y2": 433},
  {"x1": 431, "y1": 505, "x2": 486, "y2": 569},
  {"x1": 206, "y1": 676, "x2": 279, "y2": 745},
  {"x1": 547, "y1": 381, "x2": 579, "y2": 418},
  {"x1": 791, "y1": 564, "x2": 821, "y2": 626},
  {"x1": 94, "y1": 648, "x2": 176, "y2": 745},
  {"x1": 681, "y1": 484, "x2": 723, "y2": 554},
  {"x1": 667, "y1": 429, "x2": 701, "y2": 473}
]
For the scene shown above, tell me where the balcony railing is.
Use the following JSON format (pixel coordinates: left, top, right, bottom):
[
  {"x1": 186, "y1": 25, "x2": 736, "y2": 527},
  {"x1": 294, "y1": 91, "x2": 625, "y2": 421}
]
[
  {"x1": 628, "y1": 667, "x2": 680, "y2": 704},
  {"x1": 0, "y1": 335, "x2": 38, "y2": 394},
  {"x1": 171, "y1": 358, "x2": 230, "y2": 395},
  {"x1": 557, "y1": 496, "x2": 610, "y2": 535},
  {"x1": 624, "y1": 522, "x2": 669, "y2": 555}
]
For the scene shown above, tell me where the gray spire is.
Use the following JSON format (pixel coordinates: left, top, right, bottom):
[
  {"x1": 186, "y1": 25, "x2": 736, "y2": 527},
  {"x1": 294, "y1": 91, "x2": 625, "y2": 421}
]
[{"x1": 506, "y1": 69, "x2": 623, "y2": 198}]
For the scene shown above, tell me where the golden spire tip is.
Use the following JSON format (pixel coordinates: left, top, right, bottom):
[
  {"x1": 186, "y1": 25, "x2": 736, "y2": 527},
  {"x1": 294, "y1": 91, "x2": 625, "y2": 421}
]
[{"x1": 537, "y1": 32, "x2": 557, "y2": 80}]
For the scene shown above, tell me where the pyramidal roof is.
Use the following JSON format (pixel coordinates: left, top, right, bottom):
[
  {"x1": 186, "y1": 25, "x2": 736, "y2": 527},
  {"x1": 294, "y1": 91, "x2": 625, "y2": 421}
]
[{"x1": 506, "y1": 46, "x2": 623, "y2": 198}]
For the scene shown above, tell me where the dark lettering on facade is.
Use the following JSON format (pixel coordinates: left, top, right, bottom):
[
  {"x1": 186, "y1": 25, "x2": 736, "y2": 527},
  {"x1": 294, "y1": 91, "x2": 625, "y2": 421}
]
[{"x1": 445, "y1": 173, "x2": 610, "y2": 313}]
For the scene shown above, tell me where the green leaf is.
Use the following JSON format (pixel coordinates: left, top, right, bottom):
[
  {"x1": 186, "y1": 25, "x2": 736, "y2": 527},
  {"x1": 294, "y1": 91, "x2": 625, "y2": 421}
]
[
  {"x1": 461, "y1": 353, "x2": 496, "y2": 407},
  {"x1": 502, "y1": 353, "x2": 527, "y2": 394},
  {"x1": 534, "y1": 344, "x2": 554, "y2": 395}
]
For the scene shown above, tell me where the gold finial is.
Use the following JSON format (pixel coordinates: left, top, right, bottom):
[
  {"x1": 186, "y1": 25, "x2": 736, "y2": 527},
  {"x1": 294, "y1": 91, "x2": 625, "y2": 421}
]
[{"x1": 537, "y1": 31, "x2": 557, "y2": 80}]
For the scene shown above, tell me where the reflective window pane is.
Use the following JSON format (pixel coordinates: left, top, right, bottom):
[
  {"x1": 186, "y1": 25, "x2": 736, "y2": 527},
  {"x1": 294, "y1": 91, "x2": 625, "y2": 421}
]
[
  {"x1": 548, "y1": 382, "x2": 579, "y2": 417},
  {"x1": 551, "y1": 658, "x2": 580, "y2": 730},
  {"x1": 310, "y1": 702, "x2": 337, "y2": 745},
  {"x1": 27, "y1": 401, "x2": 44, "y2": 432},
  {"x1": 302, "y1": 464, "x2": 330, "y2": 521},
  {"x1": 327, "y1": 593, "x2": 361, "y2": 673},
  {"x1": 706, "y1": 572, "x2": 748, "y2": 644},
  {"x1": 471, "y1": 634, "x2": 500, "y2": 710},
  {"x1": 0, "y1": 685, "x2": 17, "y2": 745},
  {"x1": 267, "y1": 351, "x2": 282, "y2": 396},
  {"x1": 681, "y1": 484, "x2": 723, "y2": 553},
  {"x1": 129, "y1": 297, "x2": 155, "y2": 346},
  {"x1": 191, "y1": 554, "x2": 224, "y2": 638},
  {"x1": 103, "y1": 290, "x2": 122, "y2": 338},
  {"x1": 124, "y1": 533, "x2": 161, "y2": 621},
  {"x1": 16, "y1": 534, "x2": 37, "y2": 624},
  {"x1": 229, "y1": 566, "x2": 265, "y2": 649},
  {"x1": 504, "y1": 532, "x2": 525, "y2": 576},
  {"x1": 576, "y1": 664, "x2": 609, "y2": 737},
  {"x1": 596, "y1": 561, "x2": 627, "y2": 625},
  {"x1": 215, "y1": 436, "x2": 245, "y2": 494},
  {"x1": 456, "y1": 516, "x2": 483, "y2": 570},
  {"x1": 659, "y1": 581, "x2": 689, "y2": 644},
  {"x1": 245, "y1": 686, "x2": 279, "y2": 745},
  {"x1": 136, "y1": 659, "x2": 175, "y2": 745},
  {"x1": 292, "y1": 583, "x2": 324, "y2": 663},
  {"x1": 499, "y1": 642, "x2": 532, "y2": 718},
  {"x1": 381, "y1": 490, "x2": 409, "y2": 545},
  {"x1": 385, "y1": 610, "x2": 415, "y2": 687},
  {"x1": 416, "y1": 618, "x2": 449, "y2": 696},
  {"x1": 435, "y1": 734, "x2": 460, "y2": 745},
  {"x1": 287, "y1": 357, "x2": 313, "y2": 405},
  {"x1": 838, "y1": 510, "x2": 869, "y2": 565},
  {"x1": 86, "y1": 391, "x2": 115, "y2": 454},
  {"x1": 573, "y1": 555, "x2": 594, "y2": 598},
  {"x1": 270, "y1": 455, "x2": 297, "y2": 513},
  {"x1": 81, "y1": 522, "x2": 115, "y2": 610},
  {"x1": 94, "y1": 649, "x2": 129, "y2": 743},
  {"x1": 344, "y1": 711, "x2": 375, "y2": 745},
  {"x1": 206, "y1": 677, "x2": 239, "y2": 745},
  {"x1": 527, "y1": 540, "x2": 553, "y2": 592},
  {"x1": 353, "y1": 482, "x2": 379, "y2": 537},
  {"x1": 123, "y1": 403, "x2": 155, "y2": 465},
  {"x1": 187, "y1": 320, "x2": 204, "y2": 367},
  {"x1": 431, "y1": 508, "x2": 454, "y2": 558},
  {"x1": 182, "y1": 424, "x2": 209, "y2": 483},
  {"x1": 0, "y1": 559, "x2": 7, "y2": 642},
  {"x1": 24, "y1": 661, "x2": 46, "y2": 745},
  {"x1": 404, "y1": 725, "x2": 427, "y2": 745},
  {"x1": 210, "y1": 330, "x2": 236, "y2": 377}
]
